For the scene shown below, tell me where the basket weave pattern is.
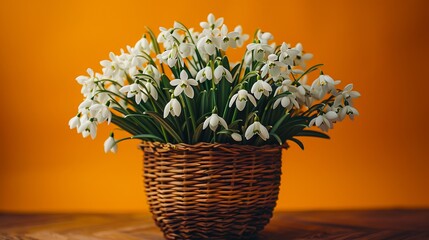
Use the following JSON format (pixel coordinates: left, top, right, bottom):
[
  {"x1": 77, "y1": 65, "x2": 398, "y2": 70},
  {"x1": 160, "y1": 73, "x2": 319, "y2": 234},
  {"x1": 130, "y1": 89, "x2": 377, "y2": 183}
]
[{"x1": 141, "y1": 142, "x2": 283, "y2": 240}]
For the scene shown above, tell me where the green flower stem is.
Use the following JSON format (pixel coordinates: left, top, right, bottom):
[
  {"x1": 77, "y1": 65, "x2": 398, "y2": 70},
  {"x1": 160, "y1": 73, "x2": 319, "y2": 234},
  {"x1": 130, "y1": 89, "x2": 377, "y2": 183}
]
[
  {"x1": 184, "y1": 94, "x2": 197, "y2": 130},
  {"x1": 179, "y1": 95, "x2": 192, "y2": 142},
  {"x1": 149, "y1": 98, "x2": 168, "y2": 142}
]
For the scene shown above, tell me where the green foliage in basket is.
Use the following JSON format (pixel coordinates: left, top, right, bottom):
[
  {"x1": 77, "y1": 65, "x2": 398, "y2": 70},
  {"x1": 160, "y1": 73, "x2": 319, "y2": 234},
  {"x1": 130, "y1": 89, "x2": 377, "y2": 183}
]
[{"x1": 69, "y1": 14, "x2": 360, "y2": 153}]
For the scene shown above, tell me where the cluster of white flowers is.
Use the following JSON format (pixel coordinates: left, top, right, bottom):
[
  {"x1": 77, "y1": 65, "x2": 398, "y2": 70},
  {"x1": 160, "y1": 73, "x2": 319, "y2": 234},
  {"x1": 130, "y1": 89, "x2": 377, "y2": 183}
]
[{"x1": 69, "y1": 13, "x2": 360, "y2": 153}]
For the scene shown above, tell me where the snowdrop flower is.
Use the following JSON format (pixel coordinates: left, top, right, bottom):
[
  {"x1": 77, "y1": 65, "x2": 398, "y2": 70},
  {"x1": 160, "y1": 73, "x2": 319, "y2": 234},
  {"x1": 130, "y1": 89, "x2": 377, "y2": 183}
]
[
  {"x1": 158, "y1": 44, "x2": 179, "y2": 67},
  {"x1": 200, "y1": 13, "x2": 223, "y2": 31},
  {"x1": 78, "y1": 118, "x2": 98, "y2": 139},
  {"x1": 334, "y1": 83, "x2": 361, "y2": 107},
  {"x1": 261, "y1": 54, "x2": 285, "y2": 79},
  {"x1": 119, "y1": 81, "x2": 157, "y2": 104},
  {"x1": 257, "y1": 30, "x2": 274, "y2": 44},
  {"x1": 231, "y1": 133, "x2": 242, "y2": 142},
  {"x1": 90, "y1": 103, "x2": 112, "y2": 124},
  {"x1": 104, "y1": 134, "x2": 117, "y2": 153},
  {"x1": 143, "y1": 65, "x2": 161, "y2": 86},
  {"x1": 122, "y1": 47, "x2": 145, "y2": 76},
  {"x1": 309, "y1": 111, "x2": 338, "y2": 132},
  {"x1": 119, "y1": 83, "x2": 145, "y2": 104},
  {"x1": 278, "y1": 42, "x2": 299, "y2": 66},
  {"x1": 273, "y1": 92, "x2": 299, "y2": 110},
  {"x1": 339, "y1": 105, "x2": 359, "y2": 121},
  {"x1": 157, "y1": 27, "x2": 179, "y2": 49},
  {"x1": 293, "y1": 43, "x2": 313, "y2": 68},
  {"x1": 76, "y1": 68, "x2": 101, "y2": 97},
  {"x1": 311, "y1": 74, "x2": 340, "y2": 100},
  {"x1": 179, "y1": 43, "x2": 195, "y2": 58},
  {"x1": 100, "y1": 52, "x2": 126, "y2": 82},
  {"x1": 68, "y1": 114, "x2": 81, "y2": 130},
  {"x1": 197, "y1": 35, "x2": 219, "y2": 56},
  {"x1": 218, "y1": 25, "x2": 241, "y2": 51},
  {"x1": 251, "y1": 80, "x2": 272, "y2": 99},
  {"x1": 133, "y1": 37, "x2": 152, "y2": 56},
  {"x1": 246, "y1": 42, "x2": 274, "y2": 62},
  {"x1": 214, "y1": 65, "x2": 233, "y2": 83},
  {"x1": 203, "y1": 113, "x2": 228, "y2": 131},
  {"x1": 196, "y1": 66, "x2": 213, "y2": 83},
  {"x1": 170, "y1": 70, "x2": 198, "y2": 98},
  {"x1": 230, "y1": 26, "x2": 249, "y2": 48},
  {"x1": 229, "y1": 89, "x2": 257, "y2": 111},
  {"x1": 245, "y1": 121, "x2": 269, "y2": 141},
  {"x1": 295, "y1": 76, "x2": 313, "y2": 107},
  {"x1": 163, "y1": 97, "x2": 181, "y2": 118},
  {"x1": 78, "y1": 98, "x2": 95, "y2": 115}
]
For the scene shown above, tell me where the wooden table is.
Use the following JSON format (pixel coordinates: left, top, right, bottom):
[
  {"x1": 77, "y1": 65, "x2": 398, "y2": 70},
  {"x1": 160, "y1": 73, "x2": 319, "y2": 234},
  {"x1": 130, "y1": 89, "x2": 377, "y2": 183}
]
[{"x1": 1, "y1": 210, "x2": 428, "y2": 239}]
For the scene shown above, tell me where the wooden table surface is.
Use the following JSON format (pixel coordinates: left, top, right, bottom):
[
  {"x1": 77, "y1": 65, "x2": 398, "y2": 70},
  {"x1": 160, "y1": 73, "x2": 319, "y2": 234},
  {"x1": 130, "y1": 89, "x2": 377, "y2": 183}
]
[{"x1": 1, "y1": 210, "x2": 428, "y2": 239}]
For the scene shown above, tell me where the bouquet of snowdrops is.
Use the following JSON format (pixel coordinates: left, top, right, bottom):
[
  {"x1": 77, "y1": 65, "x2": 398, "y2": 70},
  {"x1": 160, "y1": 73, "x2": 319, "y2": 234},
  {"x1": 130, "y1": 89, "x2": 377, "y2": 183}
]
[{"x1": 69, "y1": 13, "x2": 360, "y2": 153}]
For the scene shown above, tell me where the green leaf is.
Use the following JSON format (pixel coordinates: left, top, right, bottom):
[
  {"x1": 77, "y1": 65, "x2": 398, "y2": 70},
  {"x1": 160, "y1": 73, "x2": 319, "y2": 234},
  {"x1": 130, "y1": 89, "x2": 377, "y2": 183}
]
[
  {"x1": 222, "y1": 56, "x2": 230, "y2": 70},
  {"x1": 289, "y1": 137, "x2": 304, "y2": 150},
  {"x1": 230, "y1": 63, "x2": 241, "y2": 77},
  {"x1": 271, "y1": 111, "x2": 290, "y2": 134},
  {"x1": 192, "y1": 122, "x2": 204, "y2": 143},
  {"x1": 143, "y1": 111, "x2": 183, "y2": 143},
  {"x1": 270, "y1": 133, "x2": 283, "y2": 145},
  {"x1": 295, "y1": 130, "x2": 330, "y2": 139}
]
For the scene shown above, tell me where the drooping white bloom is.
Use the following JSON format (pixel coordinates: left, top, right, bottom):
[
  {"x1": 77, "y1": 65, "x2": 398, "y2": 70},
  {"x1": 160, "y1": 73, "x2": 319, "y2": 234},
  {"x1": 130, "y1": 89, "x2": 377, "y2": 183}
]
[
  {"x1": 158, "y1": 44, "x2": 179, "y2": 67},
  {"x1": 143, "y1": 65, "x2": 161, "y2": 86},
  {"x1": 339, "y1": 105, "x2": 359, "y2": 121},
  {"x1": 273, "y1": 80, "x2": 300, "y2": 110},
  {"x1": 293, "y1": 43, "x2": 313, "y2": 68},
  {"x1": 100, "y1": 52, "x2": 126, "y2": 82},
  {"x1": 309, "y1": 111, "x2": 338, "y2": 132},
  {"x1": 295, "y1": 76, "x2": 313, "y2": 107},
  {"x1": 333, "y1": 83, "x2": 361, "y2": 107},
  {"x1": 214, "y1": 65, "x2": 233, "y2": 83},
  {"x1": 133, "y1": 37, "x2": 152, "y2": 56},
  {"x1": 200, "y1": 13, "x2": 224, "y2": 31},
  {"x1": 230, "y1": 26, "x2": 249, "y2": 48},
  {"x1": 273, "y1": 93, "x2": 299, "y2": 110},
  {"x1": 89, "y1": 103, "x2": 112, "y2": 124},
  {"x1": 119, "y1": 83, "x2": 147, "y2": 104},
  {"x1": 76, "y1": 68, "x2": 102, "y2": 97},
  {"x1": 310, "y1": 74, "x2": 340, "y2": 100},
  {"x1": 231, "y1": 133, "x2": 242, "y2": 142},
  {"x1": 203, "y1": 113, "x2": 228, "y2": 131},
  {"x1": 245, "y1": 121, "x2": 269, "y2": 141},
  {"x1": 261, "y1": 54, "x2": 285, "y2": 79},
  {"x1": 197, "y1": 35, "x2": 219, "y2": 56},
  {"x1": 104, "y1": 134, "x2": 117, "y2": 153},
  {"x1": 196, "y1": 66, "x2": 213, "y2": 83},
  {"x1": 279, "y1": 42, "x2": 300, "y2": 66},
  {"x1": 229, "y1": 89, "x2": 257, "y2": 111},
  {"x1": 251, "y1": 80, "x2": 272, "y2": 99},
  {"x1": 218, "y1": 25, "x2": 241, "y2": 51},
  {"x1": 179, "y1": 43, "x2": 195, "y2": 58},
  {"x1": 246, "y1": 42, "x2": 274, "y2": 62},
  {"x1": 68, "y1": 114, "x2": 81, "y2": 130},
  {"x1": 170, "y1": 70, "x2": 198, "y2": 98},
  {"x1": 163, "y1": 97, "x2": 182, "y2": 118},
  {"x1": 78, "y1": 118, "x2": 98, "y2": 139},
  {"x1": 78, "y1": 98, "x2": 95, "y2": 115},
  {"x1": 157, "y1": 27, "x2": 180, "y2": 49},
  {"x1": 121, "y1": 46, "x2": 145, "y2": 76}
]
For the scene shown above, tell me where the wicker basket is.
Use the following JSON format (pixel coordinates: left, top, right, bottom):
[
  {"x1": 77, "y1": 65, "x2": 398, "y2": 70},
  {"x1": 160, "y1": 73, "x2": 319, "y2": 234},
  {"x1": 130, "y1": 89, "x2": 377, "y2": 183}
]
[{"x1": 141, "y1": 141, "x2": 283, "y2": 240}]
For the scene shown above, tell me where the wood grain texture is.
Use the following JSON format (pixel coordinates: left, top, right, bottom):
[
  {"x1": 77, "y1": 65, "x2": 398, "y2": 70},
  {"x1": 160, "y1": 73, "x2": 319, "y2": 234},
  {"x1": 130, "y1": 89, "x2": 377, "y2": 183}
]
[{"x1": 1, "y1": 210, "x2": 428, "y2": 240}]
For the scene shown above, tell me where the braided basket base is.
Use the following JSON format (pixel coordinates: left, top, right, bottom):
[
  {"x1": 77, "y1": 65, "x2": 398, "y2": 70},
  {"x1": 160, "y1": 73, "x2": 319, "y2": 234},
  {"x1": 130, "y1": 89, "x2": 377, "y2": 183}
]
[{"x1": 141, "y1": 142, "x2": 283, "y2": 240}]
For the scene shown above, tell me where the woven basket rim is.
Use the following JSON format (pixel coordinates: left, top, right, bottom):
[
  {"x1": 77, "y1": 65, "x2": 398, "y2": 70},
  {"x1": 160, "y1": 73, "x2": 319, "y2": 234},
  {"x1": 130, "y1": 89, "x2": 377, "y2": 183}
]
[{"x1": 140, "y1": 141, "x2": 288, "y2": 151}]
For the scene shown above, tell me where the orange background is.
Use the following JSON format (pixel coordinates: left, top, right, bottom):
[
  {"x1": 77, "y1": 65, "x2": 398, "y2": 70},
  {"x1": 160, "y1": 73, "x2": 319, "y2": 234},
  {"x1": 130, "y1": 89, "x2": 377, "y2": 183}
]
[{"x1": 1, "y1": 0, "x2": 429, "y2": 212}]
